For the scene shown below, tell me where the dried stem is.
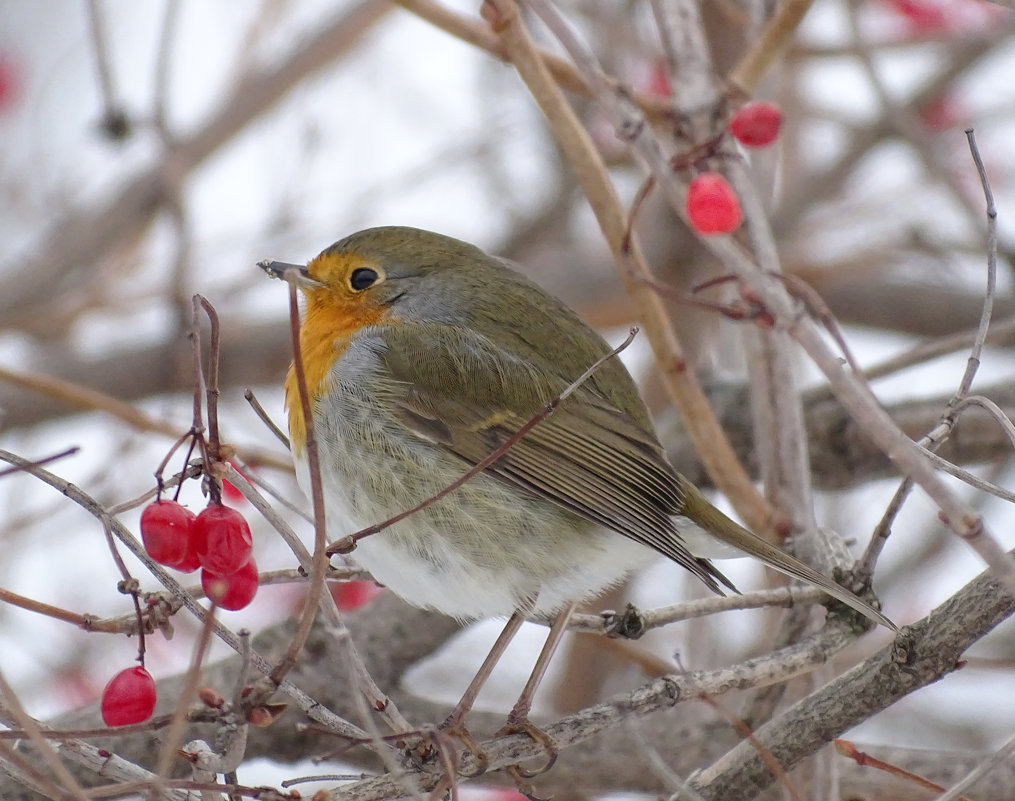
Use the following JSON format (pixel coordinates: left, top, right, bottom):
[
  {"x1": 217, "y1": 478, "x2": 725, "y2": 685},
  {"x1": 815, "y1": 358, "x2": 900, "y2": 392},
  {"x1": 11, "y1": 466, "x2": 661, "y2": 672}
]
[
  {"x1": 392, "y1": 0, "x2": 671, "y2": 120},
  {"x1": 0, "y1": 666, "x2": 90, "y2": 801},
  {"x1": 154, "y1": 599, "x2": 219, "y2": 780},
  {"x1": 269, "y1": 270, "x2": 417, "y2": 787},
  {"x1": 268, "y1": 282, "x2": 334, "y2": 687},
  {"x1": 243, "y1": 388, "x2": 291, "y2": 449},
  {"x1": 197, "y1": 296, "x2": 223, "y2": 470},
  {"x1": 0, "y1": 447, "x2": 79, "y2": 480},
  {"x1": 727, "y1": 0, "x2": 816, "y2": 96}
]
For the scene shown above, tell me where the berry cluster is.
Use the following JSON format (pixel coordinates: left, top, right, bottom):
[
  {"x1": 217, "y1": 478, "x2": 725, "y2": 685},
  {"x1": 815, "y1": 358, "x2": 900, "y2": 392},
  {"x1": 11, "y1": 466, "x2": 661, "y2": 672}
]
[
  {"x1": 685, "y1": 101, "x2": 782, "y2": 237},
  {"x1": 100, "y1": 498, "x2": 257, "y2": 727},
  {"x1": 142, "y1": 499, "x2": 257, "y2": 611}
]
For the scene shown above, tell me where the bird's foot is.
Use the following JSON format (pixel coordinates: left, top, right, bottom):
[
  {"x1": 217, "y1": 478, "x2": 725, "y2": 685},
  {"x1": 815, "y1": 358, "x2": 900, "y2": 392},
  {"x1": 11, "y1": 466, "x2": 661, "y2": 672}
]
[
  {"x1": 496, "y1": 712, "x2": 558, "y2": 794},
  {"x1": 437, "y1": 715, "x2": 490, "y2": 778}
]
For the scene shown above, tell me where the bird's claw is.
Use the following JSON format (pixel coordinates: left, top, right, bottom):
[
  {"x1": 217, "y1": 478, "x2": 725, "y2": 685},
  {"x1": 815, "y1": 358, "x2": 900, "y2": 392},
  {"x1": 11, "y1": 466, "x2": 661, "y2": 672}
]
[{"x1": 496, "y1": 717, "x2": 558, "y2": 780}]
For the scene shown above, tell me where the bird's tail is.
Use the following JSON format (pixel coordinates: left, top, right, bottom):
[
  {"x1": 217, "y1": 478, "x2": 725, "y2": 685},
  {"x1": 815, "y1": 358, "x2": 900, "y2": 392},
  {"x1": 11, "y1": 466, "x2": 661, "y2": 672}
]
[{"x1": 677, "y1": 476, "x2": 897, "y2": 631}]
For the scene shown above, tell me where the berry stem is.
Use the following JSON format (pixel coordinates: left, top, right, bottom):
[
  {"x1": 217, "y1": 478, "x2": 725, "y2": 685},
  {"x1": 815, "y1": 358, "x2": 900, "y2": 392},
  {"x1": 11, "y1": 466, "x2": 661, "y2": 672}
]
[{"x1": 99, "y1": 515, "x2": 147, "y2": 666}]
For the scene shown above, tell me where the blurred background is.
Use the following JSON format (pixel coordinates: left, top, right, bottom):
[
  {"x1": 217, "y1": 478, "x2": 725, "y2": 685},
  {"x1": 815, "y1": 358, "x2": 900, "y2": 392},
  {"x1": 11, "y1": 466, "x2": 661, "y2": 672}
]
[{"x1": 2, "y1": 0, "x2": 1015, "y2": 795}]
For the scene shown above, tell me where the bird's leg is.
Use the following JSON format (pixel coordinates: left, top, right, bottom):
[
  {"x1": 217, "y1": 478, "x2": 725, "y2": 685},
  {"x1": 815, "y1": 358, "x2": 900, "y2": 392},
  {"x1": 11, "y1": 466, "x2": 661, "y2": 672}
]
[
  {"x1": 440, "y1": 608, "x2": 527, "y2": 771},
  {"x1": 497, "y1": 603, "x2": 575, "y2": 780}
]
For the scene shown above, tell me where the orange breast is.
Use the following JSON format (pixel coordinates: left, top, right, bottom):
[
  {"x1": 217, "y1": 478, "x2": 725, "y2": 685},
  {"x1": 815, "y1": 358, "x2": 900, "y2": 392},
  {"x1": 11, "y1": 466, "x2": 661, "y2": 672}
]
[{"x1": 285, "y1": 290, "x2": 386, "y2": 455}]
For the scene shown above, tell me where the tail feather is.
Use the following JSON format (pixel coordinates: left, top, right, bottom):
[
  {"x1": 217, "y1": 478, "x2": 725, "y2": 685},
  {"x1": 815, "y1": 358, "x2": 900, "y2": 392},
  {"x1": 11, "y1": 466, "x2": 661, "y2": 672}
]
[{"x1": 677, "y1": 477, "x2": 897, "y2": 631}]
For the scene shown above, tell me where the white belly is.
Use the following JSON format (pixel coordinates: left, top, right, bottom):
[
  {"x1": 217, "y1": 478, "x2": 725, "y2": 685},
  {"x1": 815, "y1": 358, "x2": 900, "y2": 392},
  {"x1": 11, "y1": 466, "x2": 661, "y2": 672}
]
[{"x1": 293, "y1": 443, "x2": 654, "y2": 620}]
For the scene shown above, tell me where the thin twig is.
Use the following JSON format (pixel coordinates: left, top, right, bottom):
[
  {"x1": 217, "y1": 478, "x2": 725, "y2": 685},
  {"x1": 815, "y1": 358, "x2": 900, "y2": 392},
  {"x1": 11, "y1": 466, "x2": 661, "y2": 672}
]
[
  {"x1": 954, "y1": 395, "x2": 1015, "y2": 451},
  {"x1": 244, "y1": 388, "x2": 291, "y2": 449},
  {"x1": 231, "y1": 455, "x2": 310, "y2": 521},
  {"x1": 268, "y1": 281, "x2": 333, "y2": 686},
  {"x1": 268, "y1": 271, "x2": 418, "y2": 789},
  {"x1": 566, "y1": 586, "x2": 827, "y2": 634},
  {"x1": 834, "y1": 739, "x2": 972, "y2": 801},
  {"x1": 106, "y1": 460, "x2": 203, "y2": 517},
  {"x1": 99, "y1": 514, "x2": 147, "y2": 666},
  {"x1": 957, "y1": 128, "x2": 998, "y2": 399},
  {"x1": 862, "y1": 128, "x2": 1005, "y2": 571},
  {"x1": 0, "y1": 447, "x2": 79, "y2": 480},
  {"x1": 916, "y1": 446, "x2": 1015, "y2": 504},
  {"x1": 727, "y1": 0, "x2": 817, "y2": 97},
  {"x1": 151, "y1": 430, "x2": 198, "y2": 496},
  {"x1": 0, "y1": 668, "x2": 90, "y2": 801},
  {"x1": 859, "y1": 476, "x2": 913, "y2": 577},
  {"x1": 154, "y1": 599, "x2": 219, "y2": 781},
  {"x1": 391, "y1": 0, "x2": 671, "y2": 120}
]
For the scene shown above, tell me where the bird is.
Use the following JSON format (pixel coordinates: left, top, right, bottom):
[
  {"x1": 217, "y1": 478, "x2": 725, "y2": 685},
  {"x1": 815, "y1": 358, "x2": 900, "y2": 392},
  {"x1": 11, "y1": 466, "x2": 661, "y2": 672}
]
[
  {"x1": 261, "y1": 225, "x2": 896, "y2": 773},
  {"x1": 261, "y1": 225, "x2": 891, "y2": 632}
]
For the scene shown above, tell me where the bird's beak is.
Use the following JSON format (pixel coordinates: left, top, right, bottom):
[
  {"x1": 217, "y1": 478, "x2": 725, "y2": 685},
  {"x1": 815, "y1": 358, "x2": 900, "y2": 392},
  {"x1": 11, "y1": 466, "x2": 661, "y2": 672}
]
[{"x1": 258, "y1": 260, "x2": 325, "y2": 289}]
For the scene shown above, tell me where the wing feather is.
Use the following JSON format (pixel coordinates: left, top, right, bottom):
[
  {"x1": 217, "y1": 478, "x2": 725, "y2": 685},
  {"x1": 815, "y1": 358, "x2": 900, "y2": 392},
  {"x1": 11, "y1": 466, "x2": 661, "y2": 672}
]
[{"x1": 378, "y1": 323, "x2": 729, "y2": 593}]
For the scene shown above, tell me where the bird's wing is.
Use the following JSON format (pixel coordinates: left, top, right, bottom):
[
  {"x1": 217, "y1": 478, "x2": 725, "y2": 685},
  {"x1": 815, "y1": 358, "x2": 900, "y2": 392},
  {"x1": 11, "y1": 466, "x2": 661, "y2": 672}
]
[{"x1": 377, "y1": 322, "x2": 732, "y2": 594}]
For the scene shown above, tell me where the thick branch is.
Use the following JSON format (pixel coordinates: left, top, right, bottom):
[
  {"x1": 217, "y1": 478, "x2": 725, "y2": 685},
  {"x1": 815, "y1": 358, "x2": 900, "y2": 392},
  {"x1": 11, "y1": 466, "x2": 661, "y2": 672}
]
[
  {"x1": 6, "y1": 551, "x2": 1011, "y2": 801},
  {"x1": 694, "y1": 557, "x2": 1015, "y2": 800}
]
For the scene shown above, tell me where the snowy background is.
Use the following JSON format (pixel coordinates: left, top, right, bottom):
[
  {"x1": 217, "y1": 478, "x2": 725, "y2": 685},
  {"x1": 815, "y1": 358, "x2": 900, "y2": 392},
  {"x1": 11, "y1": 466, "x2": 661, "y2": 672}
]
[{"x1": 2, "y1": 0, "x2": 1015, "y2": 797}]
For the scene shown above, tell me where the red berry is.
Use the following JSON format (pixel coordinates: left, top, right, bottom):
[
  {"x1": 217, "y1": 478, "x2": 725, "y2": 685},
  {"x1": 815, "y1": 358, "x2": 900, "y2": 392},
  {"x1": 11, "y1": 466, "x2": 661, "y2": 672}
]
[
  {"x1": 100, "y1": 666, "x2": 156, "y2": 726},
  {"x1": 883, "y1": 0, "x2": 948, "y2": 33},
  {"x1": 686, "y1": 173, "x2": 742, "y2": 235},
  {"x1": 729, "y1": 101, "x2": 781, "y2": 147},
  {"x1": 919, "y1": 94, "x2": 961, "y2": 132},
  {"x1": 195, "y1": 504, "x2": 253, "y2": 576},
  {"x1": 202, "y1": 557, "x2": 259, "y2": 611},
  {"x1": 332, "y1": 580, "x2": 383, "y2": 611},
  {"x1": 0, "y1": 55, "x2": 20, "y2": 114},
  {"x1": 140, "y1": 500, "x2": 200, "y2": 572},
  {"x1": 644, "y1": 59, "x2": 671, "y2": 98},
  {"x1": 221, "y1": 461, "x2": 252, "y2": 503}
]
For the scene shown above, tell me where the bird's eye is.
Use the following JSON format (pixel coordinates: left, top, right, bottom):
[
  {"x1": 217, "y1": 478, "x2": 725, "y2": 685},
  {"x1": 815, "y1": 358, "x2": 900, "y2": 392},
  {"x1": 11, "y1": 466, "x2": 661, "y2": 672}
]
[{"x1": 349, "y1": 268, "x2": 379, "y2": 291}]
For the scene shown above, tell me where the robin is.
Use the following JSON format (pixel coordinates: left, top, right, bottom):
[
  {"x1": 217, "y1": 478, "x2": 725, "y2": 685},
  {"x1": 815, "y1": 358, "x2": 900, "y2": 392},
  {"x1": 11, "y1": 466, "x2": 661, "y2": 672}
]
[{"x1": 260, "y1": 226, "x2": 892, "y2": 738}]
